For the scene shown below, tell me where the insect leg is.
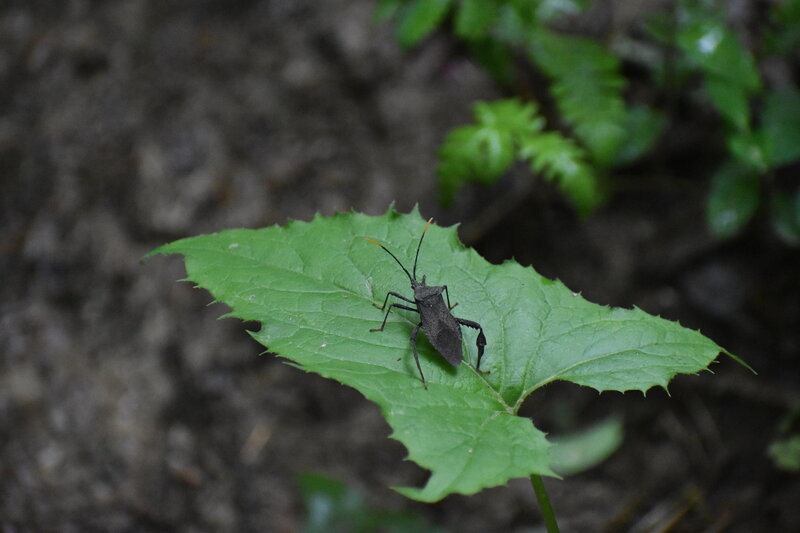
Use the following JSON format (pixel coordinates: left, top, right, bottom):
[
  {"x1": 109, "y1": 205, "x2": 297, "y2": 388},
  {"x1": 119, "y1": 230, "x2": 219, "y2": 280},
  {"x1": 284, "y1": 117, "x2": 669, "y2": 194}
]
[
  {"x1": 375, "y1": 291, "x2": 415, "y2": 310},
  {"x1": 370, "y1": 303, "x2": 418, "y2": 332},
  {"x1": 455, "y1": 318, "x2": 486, "y2": 370},
  {"x1": 441, "y1": 286, "x2": 459, "y2": 310},
  {"x1": 410, "y1": 322, "x2": 427, "y2": 389}
]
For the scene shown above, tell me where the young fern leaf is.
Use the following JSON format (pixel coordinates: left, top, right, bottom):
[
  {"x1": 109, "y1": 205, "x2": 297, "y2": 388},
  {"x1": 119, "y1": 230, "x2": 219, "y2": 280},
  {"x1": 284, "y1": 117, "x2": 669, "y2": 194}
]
[
  {"x1": 438, "y1": 98, "x2": 600, "y2": 214},
  {"x1": 518, "y1": 132, "x2": 600, "y2": 216},
  {"x1": 438, "y1": 99, "x2": 543, "y2": 203},
  {"x1": 528, "y1": 28, "x2": 627, "y2": 165}
]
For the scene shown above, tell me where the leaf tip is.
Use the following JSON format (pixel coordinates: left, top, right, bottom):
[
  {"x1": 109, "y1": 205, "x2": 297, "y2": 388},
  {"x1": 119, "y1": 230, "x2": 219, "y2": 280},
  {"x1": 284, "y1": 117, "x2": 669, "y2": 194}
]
[{"x1": 723, "y1": 349, "x2": 756, "y2": 374}]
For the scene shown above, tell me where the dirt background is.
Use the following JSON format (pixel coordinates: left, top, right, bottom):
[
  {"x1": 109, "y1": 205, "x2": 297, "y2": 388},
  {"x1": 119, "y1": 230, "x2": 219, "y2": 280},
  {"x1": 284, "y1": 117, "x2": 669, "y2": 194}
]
[{"x1": 2, "y1": 1, "x2": 799, "y2": 531}]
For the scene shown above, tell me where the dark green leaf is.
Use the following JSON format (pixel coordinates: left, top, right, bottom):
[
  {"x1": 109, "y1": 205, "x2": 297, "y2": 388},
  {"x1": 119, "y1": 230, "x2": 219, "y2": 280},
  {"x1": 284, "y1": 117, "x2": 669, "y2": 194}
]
[
  {"x1": 727, "y1": 130, "x2": 767, "y2": 172},
  {"x1": 494, "y1": 0, "x2": 539, "y2": 43},
  {"x1": 300, "y1": 472, "x2": 442, "y2": 533},
  {"x1": 643, "y1": 11, "x2": 673, "y2": 44},
  {"x1": 770, "y1": 190, "x2": 800, "y2": 245},
  {"x1": 614, "y1": 105, "x2": 667, "y2": 165},
  {"x1": 397, "y1": 0, "x2": 452, "y2": 48},
  {"x1": 676, "y1": 18, "x2": 761, "y2": 94},
  {"x1": 705, "y1": 76, "x2": 751, "y2": 130},
  {"x1": 765, "y1": 0, "x2": 800, "y2": 54},
  {"x1": 468, "y1": 38, "x2": 516, "y2": 86},
  {"x1": 707, "y1": 161, "x2": 761, "y2": 238},
  {"x1": 768, "y1": 436, "x2": 800, "y2": 472},
  {"x1": 454, "y1": 0, "x2": 500, "y2": 39},
  {"x1": 759, "y1": 88, "x2": 800, "y2": 167}
]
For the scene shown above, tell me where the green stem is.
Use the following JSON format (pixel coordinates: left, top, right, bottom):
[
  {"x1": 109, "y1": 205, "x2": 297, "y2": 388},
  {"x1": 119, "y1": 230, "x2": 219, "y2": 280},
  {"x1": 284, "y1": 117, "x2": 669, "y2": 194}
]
[{"x1": 530, "y1": 474, "x2": 560, "y2": 533}]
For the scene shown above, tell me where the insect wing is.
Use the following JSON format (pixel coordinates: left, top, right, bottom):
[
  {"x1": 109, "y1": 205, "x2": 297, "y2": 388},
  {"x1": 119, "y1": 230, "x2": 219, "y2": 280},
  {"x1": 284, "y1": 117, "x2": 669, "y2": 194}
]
[
  {"x1": 431, "y1": 323, "x2": 463, "y2": 366},
  {"x1": 419, "y1": 306, "x2": 463, "y2": 367}
]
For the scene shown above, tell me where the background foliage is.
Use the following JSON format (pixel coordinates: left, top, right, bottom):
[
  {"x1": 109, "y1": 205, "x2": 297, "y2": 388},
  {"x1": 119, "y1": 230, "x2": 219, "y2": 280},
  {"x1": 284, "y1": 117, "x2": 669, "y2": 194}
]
[{"x1": 379, "y1": 0, "x2": 800, "y2": 242}]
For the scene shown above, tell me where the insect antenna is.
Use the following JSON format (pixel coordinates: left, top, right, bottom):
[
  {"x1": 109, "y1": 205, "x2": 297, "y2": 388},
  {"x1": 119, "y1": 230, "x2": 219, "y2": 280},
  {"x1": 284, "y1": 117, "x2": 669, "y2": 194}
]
[
  {"x1": 364, "y1": 218, "x2": 434, "y2": 283},
  {"x1": 412, "y1": 218, "x2": 433, "y2": 280},
  {"x1": 364, "y1": 238, "x2": 414, "y2": 282}
]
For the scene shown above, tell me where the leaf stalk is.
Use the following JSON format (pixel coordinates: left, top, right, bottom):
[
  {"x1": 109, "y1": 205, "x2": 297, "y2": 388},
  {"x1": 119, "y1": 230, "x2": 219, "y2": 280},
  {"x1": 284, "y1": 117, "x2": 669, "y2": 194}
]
[{"x1": 530, "y1": 474, "x2": 560, "y2": 533}]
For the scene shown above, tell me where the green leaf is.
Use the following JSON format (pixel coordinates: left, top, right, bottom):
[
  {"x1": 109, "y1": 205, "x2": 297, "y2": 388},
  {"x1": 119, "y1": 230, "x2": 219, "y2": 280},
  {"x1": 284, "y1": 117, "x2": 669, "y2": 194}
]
[
  {"x1": 454, "y1": 0, "x2": 500, "y2": 39},
  {"x1": 759, "y1": 88, "x2": 800, "y2": 167},
  {"x1": 727, "y1": 130, "x2": 767, "y2": 172},
  {"x1": 707, "y1": 161, "x2": 761, "y2": 238},
  {"x1": 467, "y1": 38, "x2": 516, "y2": 86},
  {"x1": 149, "y1": 208, "x2": 731, "y2": 501},
  {"x1": 766, "y1": 0, "x2": 800, "y2": 54},
  {"x1": 528, "y1": 29, "x2": 628, "y2": 165},
  {"x1": 437, "y1": 99, "x2": 602, "y2": 214},
  {"x1": 614, "y1": 105, "x2": 667, "y2": 165},
  {"x1": 768, "y1": 435, "x2": 800, "y2": 472},
  {"x1": 770, "y1": 190, "x2": 800, "y2": 245},
  {"x1": 473, "y1": 98, "x2": 543, "y2": 137},
  {"x1": 438, "y1": 99, "x2": 543, "y2": 203},
  {"x1": 518, "y1": 131, "x2": 600, "y2": 215},
  {"x1": 437, "y1": 124, "x2": 514, "y2": 200},
  {"x1": 676, "y1": 17, "x2": 761, "y2": 94},
  {"x1": 705, "y1": 76, "x2": 751, "y2": 131},
  {"x1": 494, "y1": 0, "x2": 539, "y2": 43},
  {"x1": 300, "y1": 472, "x2": 441, "y2": 533},
  {"x1": 396, "y1": 0, "x2": 452, "y2": 48},
  {"x1": 548, "y1": 417, "x2": 624, "y2": 476}
]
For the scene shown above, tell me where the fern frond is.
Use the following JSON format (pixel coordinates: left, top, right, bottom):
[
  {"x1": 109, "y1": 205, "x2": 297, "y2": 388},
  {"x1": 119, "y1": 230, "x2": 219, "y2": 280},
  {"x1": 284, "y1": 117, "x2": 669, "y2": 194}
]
[
  {"x1": 528, "y1": 29, "x2": 627, "y2": 165},
  {"x1": 438, "y1": 99, "x2": 600, "y2": 214},
  {"x1": 519, "y1": 132, "x2": 600, "y2": 215},
  {"x1": 438, "y1": 100, "x2": 543, "y2": 204}
]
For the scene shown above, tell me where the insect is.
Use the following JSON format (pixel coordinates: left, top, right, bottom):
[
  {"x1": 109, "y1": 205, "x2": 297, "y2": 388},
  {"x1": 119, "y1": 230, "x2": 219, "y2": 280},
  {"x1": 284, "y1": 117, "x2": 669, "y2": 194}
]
[{"x1": 365, "y1": 218, "x2": 487, "y2": 389}]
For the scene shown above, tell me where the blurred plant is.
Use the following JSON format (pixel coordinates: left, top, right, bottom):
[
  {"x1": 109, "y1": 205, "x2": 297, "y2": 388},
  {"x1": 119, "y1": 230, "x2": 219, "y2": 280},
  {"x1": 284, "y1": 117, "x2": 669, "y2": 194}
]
[
  {"x1": 769, "y1": 406, "x2": 800, "y2": 473},
  {"x1": 377, "y1": 0, "x2": 800, "y2": 243},
  {"x1": 648, "y1": 0, "x2": 800, "y2": 242},
  {"x1": 300, "y1": 473, "x2": 442, "y2": 533},
  {"x1": 548, "y1": 417, "x2": 623, "y2": 476},
  {"x1": 437, "y1": 98, "x2": 602, "y2": 216},
  {"x1": 770, "y1": 435, "x2": 800, "y2": 472}
]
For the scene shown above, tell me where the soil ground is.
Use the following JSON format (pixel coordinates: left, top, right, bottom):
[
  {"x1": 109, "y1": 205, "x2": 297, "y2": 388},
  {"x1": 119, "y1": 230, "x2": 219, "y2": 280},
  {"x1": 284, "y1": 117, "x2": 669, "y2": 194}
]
[{"x1": 2, "y1": 1, "x2": 799, "y2": 531}]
